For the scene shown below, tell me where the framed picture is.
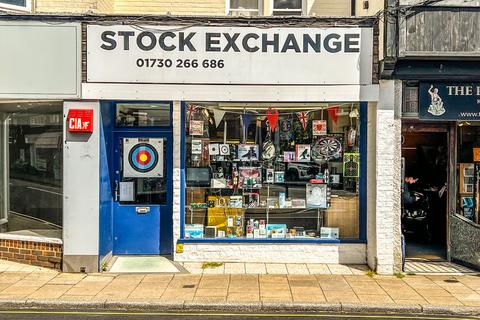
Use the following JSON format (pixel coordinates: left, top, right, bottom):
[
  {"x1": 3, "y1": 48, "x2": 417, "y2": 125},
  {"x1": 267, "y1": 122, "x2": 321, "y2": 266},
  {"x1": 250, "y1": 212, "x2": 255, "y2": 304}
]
[
  {"x1": 244, "y1": 192, "x2": 260, "y2": 208},
  {"x1": 267, "y1": 197, "x2": 278, "y2": 208},
  {"x1": 283, "y1": 151, "x2": 295, "y2": 162},
  {"x1": 306, "y1": 183, "x2": 328, "y2": 208},
  {"x1": 266, "y1": 168, "x2": 274, "y2": 183},
  {"x1": 239, "y1": 167, "x2": 262, "y2": 188},
  {"x1": 312, "y1": 120, "x2": 327, "y2": 136},
  {"x1": 238, "y1": 144, "x2": 259, "y2": 161},
  {"x1": 343, "y1": 152, "x2": 360, "y2": 178},
  {"x1": 191, "y1": 139, "x2": 202, "y2": 154},
  {"x1": 274, "y1": 171, "x2": 285, "y2": 183},
  {"x1": 208, "y1": 143, "x2": 220, "y2": 156},
  {"x1": 189, "y1": 120, "x2": 204, "y2": 136},
  {"x1": 295, "y1": 144, "x2": 311, "y2": 162},
  {"x1": 219, "y1": 144, "x2": 230, "y2": 156},
  {"x1": 461, "y1": 196, "x2": 474, "y2": 220},
  {"x1": 291, "y1": 198, "x2": 306, "y2": 208}
]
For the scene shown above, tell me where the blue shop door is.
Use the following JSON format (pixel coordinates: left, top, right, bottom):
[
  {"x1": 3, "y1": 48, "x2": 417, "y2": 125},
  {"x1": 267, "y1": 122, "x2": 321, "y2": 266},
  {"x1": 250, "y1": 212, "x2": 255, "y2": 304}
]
[{"x1": 112, "y1": 133, "x2": 173, "y2": 255}]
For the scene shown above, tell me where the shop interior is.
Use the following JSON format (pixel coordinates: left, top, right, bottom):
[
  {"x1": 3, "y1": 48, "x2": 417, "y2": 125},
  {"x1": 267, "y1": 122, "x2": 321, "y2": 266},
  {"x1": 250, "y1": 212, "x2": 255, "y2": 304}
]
[
  {"x1": 183, "y1": 102, "x2": 363, "y2": 240},
  {"x1": 401, "y1": 129, "x2": 447, "y2": 261},
  {"x1": 0, "y1": 101, "x2": 63, "y2": 240}
]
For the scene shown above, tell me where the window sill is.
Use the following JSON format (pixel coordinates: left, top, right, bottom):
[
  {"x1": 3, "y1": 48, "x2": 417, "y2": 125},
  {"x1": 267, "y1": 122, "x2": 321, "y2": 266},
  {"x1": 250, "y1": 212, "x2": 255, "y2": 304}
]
[
  {"x1": 177, "y1": 238, "x2": 365, "y2": 244},
  {"x1": 0, "y1": 233, "x2": 63, "y2": 245}
]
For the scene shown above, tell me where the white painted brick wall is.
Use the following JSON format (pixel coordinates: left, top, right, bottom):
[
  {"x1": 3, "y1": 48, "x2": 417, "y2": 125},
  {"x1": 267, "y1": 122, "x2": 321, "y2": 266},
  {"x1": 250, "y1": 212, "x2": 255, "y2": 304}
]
[{"x1": 373, "y1": 80, "x2": 402, "y2": 275}]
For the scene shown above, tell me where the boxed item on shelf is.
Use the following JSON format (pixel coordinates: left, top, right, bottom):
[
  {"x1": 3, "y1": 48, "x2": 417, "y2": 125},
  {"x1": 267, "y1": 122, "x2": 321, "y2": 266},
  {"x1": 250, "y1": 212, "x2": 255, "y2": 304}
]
[{"x1": 185, "y1": 224, "x2": 204, "y2": 238}]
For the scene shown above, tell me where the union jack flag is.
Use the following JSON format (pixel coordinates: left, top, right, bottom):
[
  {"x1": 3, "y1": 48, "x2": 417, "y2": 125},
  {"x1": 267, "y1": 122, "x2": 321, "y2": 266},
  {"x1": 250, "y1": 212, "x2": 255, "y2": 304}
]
[
  {"x1": 187, "y1": 104, "x2": 198, "y2": 121},
  {"x1": 296, "y1": 112, "x2": 310, "y2": 130}
]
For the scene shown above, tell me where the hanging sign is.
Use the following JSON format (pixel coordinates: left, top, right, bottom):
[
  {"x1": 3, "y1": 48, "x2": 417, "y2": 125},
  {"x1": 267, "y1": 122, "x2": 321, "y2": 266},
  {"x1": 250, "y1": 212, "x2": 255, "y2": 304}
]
[
  {"x1": 87, "y1": 25, "x2": 373, "y2": 85},
  {"x1": 67, "y1": 109, "x2": 94, "y2": 133},
  {"x1": 419, "y1": 82, "x2": 480, "y2": 120}
]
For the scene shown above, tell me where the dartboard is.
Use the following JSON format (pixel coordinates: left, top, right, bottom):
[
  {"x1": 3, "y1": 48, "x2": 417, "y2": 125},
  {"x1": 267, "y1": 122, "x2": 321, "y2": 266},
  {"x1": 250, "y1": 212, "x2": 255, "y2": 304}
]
[
  {"x1": 128, "y1": 143, "x2": 159, "y2": 173},
  {"x1": 312, "y1": 136, "x2": 343, "y2": 161}
]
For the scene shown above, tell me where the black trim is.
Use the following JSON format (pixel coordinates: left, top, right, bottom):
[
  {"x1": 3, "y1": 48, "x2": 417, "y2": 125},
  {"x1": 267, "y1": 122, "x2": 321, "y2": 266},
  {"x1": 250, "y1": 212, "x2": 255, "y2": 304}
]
[{"x1": 393, "y1": 60, "x2": 480, "y2": 81}]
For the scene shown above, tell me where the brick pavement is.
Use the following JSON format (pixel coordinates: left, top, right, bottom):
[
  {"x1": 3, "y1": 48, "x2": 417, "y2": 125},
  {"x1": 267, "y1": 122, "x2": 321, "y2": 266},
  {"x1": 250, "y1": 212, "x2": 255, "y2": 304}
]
[
  {"x1": 0, "y1": 269, "x2": 477, "y2": 307},
  {"x1": 0, "y1": 259, "x2": 478, "y2": 310}
]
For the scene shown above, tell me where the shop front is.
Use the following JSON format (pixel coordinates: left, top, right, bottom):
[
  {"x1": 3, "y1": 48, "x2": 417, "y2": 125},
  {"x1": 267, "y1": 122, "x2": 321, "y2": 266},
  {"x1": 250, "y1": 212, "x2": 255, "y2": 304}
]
[
  {"x1": 0, "y1": 20, "x2": 81, "y2": 270},
  {"x1": 401, "y1": 77, "x2": 480, "y2": 269},
  {"x1": 60, "y1": 16, "x2": 388, "y2": 272}
]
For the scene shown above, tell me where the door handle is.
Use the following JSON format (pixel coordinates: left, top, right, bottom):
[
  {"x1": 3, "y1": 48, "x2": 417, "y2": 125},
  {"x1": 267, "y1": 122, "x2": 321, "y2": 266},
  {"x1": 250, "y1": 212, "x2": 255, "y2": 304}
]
[{"x1": 114, "y1": 180, "x2": 119, "y2": 202}]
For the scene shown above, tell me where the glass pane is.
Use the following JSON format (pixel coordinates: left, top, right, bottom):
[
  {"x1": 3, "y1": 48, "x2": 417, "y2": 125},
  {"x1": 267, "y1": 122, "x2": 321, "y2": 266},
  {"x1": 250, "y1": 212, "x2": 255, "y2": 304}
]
[
  {"x1": 120, "y1": 138, "x2": 167, "y2": 205},
  {"x1": 116, "y1": 103, "x2": 170, "y2": 127},
  {"x1": 184, "y1": 103, "x2": 361, "y2": 240},
  {"x1": 0, "y1": 0, "x2": 26, "y2": 7},
  {"x1": 230, "y1": 0, "x2": 258, "y2": 9},
  {"x1": 274, "y1": 0, "x2": 302, "y2": 9},
  {"x1": 5, "y1": 102, "x2": 63, "y2": 238},
  {"x1": 229, "y1": 10, "x2": 260, "y2": 16}
]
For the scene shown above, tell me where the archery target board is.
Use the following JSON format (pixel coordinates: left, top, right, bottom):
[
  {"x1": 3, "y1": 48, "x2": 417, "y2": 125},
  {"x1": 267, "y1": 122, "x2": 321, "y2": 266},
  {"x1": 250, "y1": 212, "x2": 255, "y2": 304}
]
[{"x1": 123, "y1": 138, "x2": 164, "y2": 178}]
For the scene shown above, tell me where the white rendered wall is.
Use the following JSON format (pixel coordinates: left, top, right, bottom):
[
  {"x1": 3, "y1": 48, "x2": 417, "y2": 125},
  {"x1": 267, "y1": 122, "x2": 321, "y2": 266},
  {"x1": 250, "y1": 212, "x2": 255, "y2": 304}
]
[{"x1": 63, "y1": 101, "x2": 100, "y2": 272}]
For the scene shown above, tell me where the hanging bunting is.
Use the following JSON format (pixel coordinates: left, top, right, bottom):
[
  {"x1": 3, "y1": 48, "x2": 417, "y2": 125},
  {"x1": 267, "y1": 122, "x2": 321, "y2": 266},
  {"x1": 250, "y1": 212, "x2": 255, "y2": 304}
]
[
  {"x1": 186, "y1": 104, "x2": 198, "y2": 121},
  {"x1": 296, "y1": 111, "x2": 310, "y2": 130},
  {"x1": 327, "y1": 106, "x2": 340, "y2": 124},
  {"x1": 241, "y1": 113, "x2": 253, "y2": 143},
  {"x1": 266, "y1": 107, "x2": 279, "y2": 132},
  {"x1": 212, "y1": 109, "x2": 226, "y2": 128}
]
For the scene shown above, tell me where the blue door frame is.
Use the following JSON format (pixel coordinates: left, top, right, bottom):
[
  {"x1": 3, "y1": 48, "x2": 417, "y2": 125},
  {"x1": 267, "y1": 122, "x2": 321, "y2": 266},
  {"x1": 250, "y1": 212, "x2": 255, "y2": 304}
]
[{"x1": 107, "y1": 102, "x2": 174, "y2": 256}]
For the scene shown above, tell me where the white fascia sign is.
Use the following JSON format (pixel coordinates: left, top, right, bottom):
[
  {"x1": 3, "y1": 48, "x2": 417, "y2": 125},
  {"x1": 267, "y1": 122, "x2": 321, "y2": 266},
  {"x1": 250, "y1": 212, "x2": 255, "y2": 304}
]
[{"x1": 87, "y1": 25, "x2": 373, "y2": 86}]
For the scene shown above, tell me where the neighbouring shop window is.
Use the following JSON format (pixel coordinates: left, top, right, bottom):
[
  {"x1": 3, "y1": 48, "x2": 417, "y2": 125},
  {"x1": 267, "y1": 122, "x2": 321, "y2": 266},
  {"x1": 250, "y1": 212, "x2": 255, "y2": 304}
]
[
  {"x1": 403, "y1": 86, "x2": 419, "y2": 116},
  {"x1": 457, "y1": 123, "x2": 480, "y2": 224},
  {"x1": 229, "y1": 0, "x2": 262, "y2": 16},
  {"x1": 183, "y1": 102, "x2": 362, "y2": 240},
  {"x1": 0, "y1": 0, "x2": 29, "y2": 9},
  {"x1": 272, "y1": 0, "x2": 303, "y2": 15},
  {"x1": 0, "y1": 102, "x2": 63, "y2": 239},
  {"x1": 116, "y1": 103, "x2": 171, "y2": 127}
]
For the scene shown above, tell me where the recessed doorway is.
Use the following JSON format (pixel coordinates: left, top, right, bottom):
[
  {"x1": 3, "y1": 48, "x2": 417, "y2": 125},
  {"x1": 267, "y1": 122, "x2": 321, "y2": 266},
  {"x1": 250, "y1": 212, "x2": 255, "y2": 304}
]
[{"x1": 401, "y1": 127, "x2": 448, "y2": 261}]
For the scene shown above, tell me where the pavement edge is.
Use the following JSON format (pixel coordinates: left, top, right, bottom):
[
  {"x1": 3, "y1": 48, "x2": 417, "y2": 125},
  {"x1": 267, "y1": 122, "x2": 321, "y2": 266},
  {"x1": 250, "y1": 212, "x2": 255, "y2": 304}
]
[{"x1": 0, "y1": 299, "x2": 476, "y2": 316}]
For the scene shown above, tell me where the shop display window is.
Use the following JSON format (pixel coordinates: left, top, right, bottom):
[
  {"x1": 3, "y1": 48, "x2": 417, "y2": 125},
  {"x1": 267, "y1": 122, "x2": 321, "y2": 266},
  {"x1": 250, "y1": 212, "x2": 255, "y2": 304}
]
[
  {"x1": 183, "y1": 103, "x2": 362, "y2": 240},
  {"x1": 0, "y1": 102, "x2": 63, "y2": 239},
  {"x1": 457, "y1": 123, "x2": 480, "y2": 223}
]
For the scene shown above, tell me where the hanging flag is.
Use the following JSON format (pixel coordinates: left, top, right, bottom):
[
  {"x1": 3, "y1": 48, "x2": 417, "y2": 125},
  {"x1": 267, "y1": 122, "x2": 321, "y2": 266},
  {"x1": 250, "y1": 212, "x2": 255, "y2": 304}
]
[
  {"x1": 327, "y1": 106, "x2": 340, "y2": 124},
  {"x1": 296, "y1": 111, "x2": 310, "y2": 130},
  {"x1": 212, "y1": 109, "x2": 226, "y2": 128},
  {"x1": 186, "y1": 104, "x2": 198, "y2": 121},
  {"x1": 241, "y1": 113, "x2": 253, "y2": 143},
  {"x1": 266, "y1": 107, "x2": 279, "y2": 132}
]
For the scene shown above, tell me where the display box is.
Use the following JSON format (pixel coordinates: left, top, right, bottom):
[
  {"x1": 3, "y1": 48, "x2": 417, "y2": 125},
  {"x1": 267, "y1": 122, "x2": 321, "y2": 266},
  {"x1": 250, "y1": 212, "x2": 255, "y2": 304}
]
[
  {"x1": 267, "y1": 224, "x2": 287, "y2": 238},
  {"x1": 185, "y1": 224, "x2": 204, "y2": 238},
  {"x1": 320, "y1": 227, "x2": 339, "y2": 239}
]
